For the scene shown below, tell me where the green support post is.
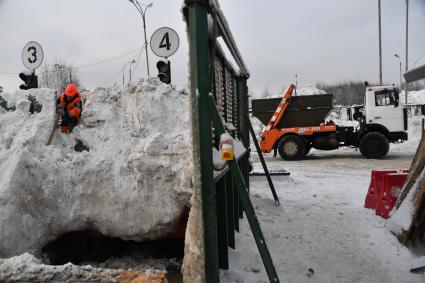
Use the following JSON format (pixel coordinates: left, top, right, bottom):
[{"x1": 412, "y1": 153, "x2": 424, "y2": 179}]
[
  {"x1": 239, "y1": 78, "x2": 250, "y2": 191},
  {"x1": 225, "y1": 173, "x2": 235, "y2": 248},
  {"x1": 187, "y1": 0, "x2": 219, "y2": 281},
  {"x1": 248, "y1": 120, "x2": 280, "y2": 205},
  {"x1": 216, "y1": 177, "x2": 229, "y2": 269},
  {"x1": 208, "y1": 95, "x2": 280, "y2": 283},
  {"x1": 233, "y1": 179, "x2": 240, "y2": 232}
]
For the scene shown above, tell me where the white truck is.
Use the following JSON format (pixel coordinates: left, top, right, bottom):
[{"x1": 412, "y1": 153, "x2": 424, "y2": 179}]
[{"x1": 252, "y1": 83, "x2": 409, "y2": 160}]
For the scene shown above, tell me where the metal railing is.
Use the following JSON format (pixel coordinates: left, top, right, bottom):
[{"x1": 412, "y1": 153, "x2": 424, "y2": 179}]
[{"x1": 185, "y1": 0, "x2": 279, "y2": 282}]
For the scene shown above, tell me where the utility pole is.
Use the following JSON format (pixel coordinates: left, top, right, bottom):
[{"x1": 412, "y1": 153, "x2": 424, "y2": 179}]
[
  {"x1": 129, "y1": 1, "x2": 153, "y2": 77},
  {"x1": 123, "y1": 60, "x2": 135, "y2": 87},
  {"x1": 405, "y1": 0, "x2": 409, "y2": 104},
  {"x1": 143, "y1": 12, "x2": 150, "y2": 77},
  {"x1": 378, "y1": 0, "x2": 383, "y2": 85},
  {"x1": 129, "y1": 65, "x2": 132, "y2": 83}
]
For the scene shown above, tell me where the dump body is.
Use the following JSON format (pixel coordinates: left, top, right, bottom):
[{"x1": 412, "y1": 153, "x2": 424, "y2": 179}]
[{"x1": 251, "y1": 94, "x2": 333, "y2": 128}]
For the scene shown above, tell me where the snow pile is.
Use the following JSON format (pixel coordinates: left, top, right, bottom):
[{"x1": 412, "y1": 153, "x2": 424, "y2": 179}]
[
  {"x1": 400, "y1": 89, "x2": 425, "y2": 105},
  {"x1": 295, "y1": 84, "x2": 327, "y2": 96},
  {"x1": 0, "y1": 253, "x2": 166, "y2": 282},
  {"x1": 0, "y1": 79, "x2": 192, "y2": 257},
  {"x1": 386, "y1": 170, "x2": 425, "y2": 235},
  {"x1": 263, "y1": 84, "x2": 326, "y2": 99}
]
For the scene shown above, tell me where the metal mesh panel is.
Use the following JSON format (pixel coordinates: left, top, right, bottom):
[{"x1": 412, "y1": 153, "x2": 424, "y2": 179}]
[
  {"x1": 214, "y1": 53, "x2": 240, "y2": 138},
  {"x1": 214, "y1": 57, "x2": 225, "y2": 118},
  {"x1": 224, "y1": 67, "x2": 233, "y2": 125},
  {"x1": 233, "y1": 79, "x2": 240, "y2": 138}
]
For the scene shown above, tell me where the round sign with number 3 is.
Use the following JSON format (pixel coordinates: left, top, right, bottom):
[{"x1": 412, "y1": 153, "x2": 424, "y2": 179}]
[
  {"x1": 150, "y1": 27, "x2": 179, "y2": 58},
  {"x1": 21, "y1": 41, "x2": 44, "y2": 70}
]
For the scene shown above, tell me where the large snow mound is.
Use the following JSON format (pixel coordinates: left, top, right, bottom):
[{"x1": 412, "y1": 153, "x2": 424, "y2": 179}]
[
  {"x1": 400, "y1": 89, "x2": 425, "y2": 105},
  {"x1": 0, "y1": 79, "x2": 193, "y2": 257}
]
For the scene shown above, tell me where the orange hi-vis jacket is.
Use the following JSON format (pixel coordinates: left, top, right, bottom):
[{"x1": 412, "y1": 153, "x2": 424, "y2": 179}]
[{"x1": 58, "y1": 93, "x2": 82, "y2": 122}]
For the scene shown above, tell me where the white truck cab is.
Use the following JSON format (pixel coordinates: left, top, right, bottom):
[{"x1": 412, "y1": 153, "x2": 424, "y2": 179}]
[{"x1": 364, "y1": 85, "x2": 406, "y2": 133}]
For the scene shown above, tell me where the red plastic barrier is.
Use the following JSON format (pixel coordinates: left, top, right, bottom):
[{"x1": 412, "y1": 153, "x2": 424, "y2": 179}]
[
  {"x1": 364, "y1": 170, "x2": 397, "y2": 209},
  {"x1": 375, "y1": 173, "x2": 408, "y2": 219}
]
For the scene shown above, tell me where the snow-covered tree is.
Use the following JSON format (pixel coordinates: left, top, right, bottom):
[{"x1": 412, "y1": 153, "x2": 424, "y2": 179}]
[{"x1": 40, "y1": 60, "x2": 81, "y2": 92}]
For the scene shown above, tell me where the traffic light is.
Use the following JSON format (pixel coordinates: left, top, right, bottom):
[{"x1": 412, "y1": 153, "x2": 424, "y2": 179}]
[
  {"x1": 156, "y1": 60, "x2": 171, "y2": 84},
  {"x1": 19, "y1": 70, "x2": 38, "y2": 90}
]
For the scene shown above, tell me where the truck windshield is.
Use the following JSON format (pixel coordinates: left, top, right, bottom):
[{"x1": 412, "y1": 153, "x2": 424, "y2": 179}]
[{"x1": 375, "y1": 89, "x2": 399, "y2": 107}]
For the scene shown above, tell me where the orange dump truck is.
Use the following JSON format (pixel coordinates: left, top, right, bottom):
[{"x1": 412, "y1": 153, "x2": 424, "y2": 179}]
[{"x1": 252, "y1": 84, "x2": 408, "y2": 160}]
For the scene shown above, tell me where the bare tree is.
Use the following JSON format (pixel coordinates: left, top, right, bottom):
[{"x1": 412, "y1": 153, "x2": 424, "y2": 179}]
[
  {"x1": 40, "y1": 59, "x2": 81, "y2": 92},
  {"x1": 316, "y1": 81, "x2": 367, "y2": 106}
]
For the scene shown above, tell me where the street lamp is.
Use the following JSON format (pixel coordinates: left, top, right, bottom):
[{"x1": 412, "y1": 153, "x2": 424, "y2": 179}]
[
  {"x1": 394, "y1": 54, "x2": 402, "y2": 89},
  {"x1": 129, "y1": 0, "x2": 153, "y2": 77},
  {"x1": 405, "y1": 0, "x2": 409, "y2": 104},
  {"x1": 378, "y1": 0, "x2": 383, "y2": 85},
  {"x1": 123, "y1": 60, "x2": 136, "y2": 86}
]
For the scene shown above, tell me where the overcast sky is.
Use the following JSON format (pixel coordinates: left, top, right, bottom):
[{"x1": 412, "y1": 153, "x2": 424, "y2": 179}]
[{"x1": 0, "y1": 0, "x2": 424, "y2": 95}]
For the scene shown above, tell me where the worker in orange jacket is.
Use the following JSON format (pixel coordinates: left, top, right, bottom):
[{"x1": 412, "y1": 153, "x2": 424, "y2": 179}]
[{"x1": 56, "y1": 84, "x2": 82, "y2": 133}]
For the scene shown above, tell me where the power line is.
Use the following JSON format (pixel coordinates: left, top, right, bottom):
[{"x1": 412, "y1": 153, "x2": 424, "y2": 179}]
[
  {"x1": 72, "y1": 47, "x2": 143, "y2": 70},
  {"x1": 413, "y1": 53, "x2": 425, "y2": 66},
  {"x1": 132, "y1": 47, "x2": 145, "y2": 79},
  {"x1": 0, "y1": 46, "x2": 144, "y2": 75},
  {"x1": 100, "y1": 46, "x2": 146, "y2": 87}
]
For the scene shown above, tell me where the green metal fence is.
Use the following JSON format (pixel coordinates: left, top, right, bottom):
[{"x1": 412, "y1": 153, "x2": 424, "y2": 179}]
[{"x1": 185, "y1": 0, "x2": 279, "y2": 282}]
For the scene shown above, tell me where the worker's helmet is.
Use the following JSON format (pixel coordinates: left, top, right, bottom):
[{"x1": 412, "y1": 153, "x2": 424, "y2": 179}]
[{"x1": 64, "y1": 84, "x2": 79, "y2": 97}]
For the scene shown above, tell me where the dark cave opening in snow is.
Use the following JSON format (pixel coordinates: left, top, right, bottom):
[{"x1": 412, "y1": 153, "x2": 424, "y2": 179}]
[{"x1": 41, "y1": 230, "x2": 185, "y2": 265}]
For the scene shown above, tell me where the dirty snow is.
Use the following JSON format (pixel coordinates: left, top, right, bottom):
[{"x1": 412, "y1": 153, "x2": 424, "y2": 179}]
[
  {"x1": 0, "y1": 253, "x2": 168, "y2": 282},
  {"x1": 0, "y1": 79, "x2": 193, "y2": 257}
]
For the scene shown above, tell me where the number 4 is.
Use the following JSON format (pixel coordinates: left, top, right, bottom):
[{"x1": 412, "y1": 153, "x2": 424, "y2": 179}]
[{"x1": 159, "y1": 32, "x2": 171, "y2": 51}]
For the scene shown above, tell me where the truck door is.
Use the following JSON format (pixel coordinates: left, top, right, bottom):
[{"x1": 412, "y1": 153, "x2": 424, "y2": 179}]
[{"x1": 373, "y1": 89, "x2": 404, "y2": 132}]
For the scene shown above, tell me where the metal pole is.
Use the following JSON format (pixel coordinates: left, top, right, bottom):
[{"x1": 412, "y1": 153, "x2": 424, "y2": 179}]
[
  {"x1": 378, "y1": 0, "x2": 383, "y2": 85},
  {"x1": 142, "y1": 13, "x2": 150, "y2": 77},
  {"x1": 129, "y1": 64, "x2": 132, "y2": 83},
  {"x1": 399, "y1": 61, "x2": 402, "y2": 89},
  {"x1": 405, "y1": 0, "x2": 409, "y2": 104},
  {"x1": 130, "y1": 1, "x2": 152, "y2": 78}
]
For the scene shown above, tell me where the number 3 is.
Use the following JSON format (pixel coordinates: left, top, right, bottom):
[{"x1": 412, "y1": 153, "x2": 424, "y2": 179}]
[
  {"x1": 159, "y1": 33, "x2": 171, "y2": 51},
  {"x1": 28, "y1": 46, "x2": 37, "y2": 64}
]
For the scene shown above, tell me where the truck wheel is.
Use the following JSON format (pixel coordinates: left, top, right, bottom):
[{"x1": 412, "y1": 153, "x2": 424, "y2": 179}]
[
  {"x1": 359, "y1": 132, "x2": 389, "y2": 159},
  {"x1": 278, "y1": 135, "x2": 306, "y2": 161}
]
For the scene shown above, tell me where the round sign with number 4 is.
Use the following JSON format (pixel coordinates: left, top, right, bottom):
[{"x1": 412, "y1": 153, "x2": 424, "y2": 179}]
[
  {"x1": 22, "y1": 41, "x2": 44, "y2": 70},
  {"x1": 150, "y1": 27, "x2": 179, "y2": 58}
]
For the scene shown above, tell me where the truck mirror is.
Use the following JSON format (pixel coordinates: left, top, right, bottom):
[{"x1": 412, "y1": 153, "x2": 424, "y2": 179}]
[
  {"x1": 347, "y1": 107, "x2": 352, "y2": 120},
  {"x1": 393, "y1": 91, "x2": 399, "y2": 107}
]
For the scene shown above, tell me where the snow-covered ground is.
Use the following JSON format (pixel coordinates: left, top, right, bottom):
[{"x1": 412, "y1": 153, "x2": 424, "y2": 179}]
[
  {"x1": 223, "y1": 106, "x2": 425, "y2": 282},
  {"x1": 222, "y1": 149, "x2": 424, "y2": 283}
]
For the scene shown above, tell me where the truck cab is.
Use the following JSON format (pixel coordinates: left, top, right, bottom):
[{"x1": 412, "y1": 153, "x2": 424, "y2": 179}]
[{"x1": 362, "y1": 85, "x2": 408, "y2": 143}]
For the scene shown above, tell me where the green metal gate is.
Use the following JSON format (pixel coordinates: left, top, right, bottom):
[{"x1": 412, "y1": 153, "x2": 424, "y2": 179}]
[{"x1": 185, "y1": 0, "x2": 279, "y2": 282}]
